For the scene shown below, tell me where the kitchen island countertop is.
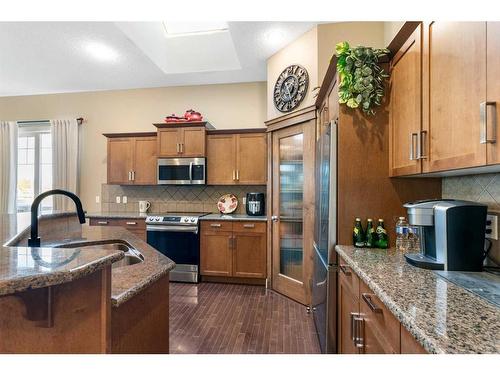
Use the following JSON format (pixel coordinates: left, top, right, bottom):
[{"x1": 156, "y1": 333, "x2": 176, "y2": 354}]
[
  {"x1": 1, "y1": 212, "x2": 175, "y2": 307},
  {"x1": 336, "y1": 245, "x2": 500, "y2": 354},
  {"x1": 199, "y1": 213, "x2": 268, "y2": 221}
]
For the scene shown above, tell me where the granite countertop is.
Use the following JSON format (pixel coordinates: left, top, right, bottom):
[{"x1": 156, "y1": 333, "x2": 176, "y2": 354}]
[
  {"x1": 1, "y1": 212, "x2": 175, "y2": 307},
  {"x1": 200, "y1": 213, "x2": 268, "y2": 221},
  {"x1": 336, "y1": 245, "x2": 500, "y2": 354}
]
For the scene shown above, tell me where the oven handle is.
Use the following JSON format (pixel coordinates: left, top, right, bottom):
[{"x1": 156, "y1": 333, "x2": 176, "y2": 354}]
[
  {"x1": 146, "y1": 225, "x2": 198, "y2": 234},
  {"x1": 189, "y1": 162, "x2": 193, "y2": 184}
]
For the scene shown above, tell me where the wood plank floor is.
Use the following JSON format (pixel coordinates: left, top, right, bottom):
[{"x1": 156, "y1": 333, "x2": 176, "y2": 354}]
[{"x1": 170, "y1": 282, "x2": 321, "y2": 354}]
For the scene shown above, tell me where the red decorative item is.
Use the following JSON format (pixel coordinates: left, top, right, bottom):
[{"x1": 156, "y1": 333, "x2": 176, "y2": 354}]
[
  {"x1": 165, "y1": 114, "x2": 180, "y2": 123},
  {"x1": 184, "y1": 109, "x2": 203, "y2": 122}
]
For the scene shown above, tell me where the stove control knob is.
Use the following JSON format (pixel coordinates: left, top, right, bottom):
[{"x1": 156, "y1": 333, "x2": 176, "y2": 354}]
[
  {"x1": 190, "y1": 218, "x2": 196, "y2": 223},
  {"x1": 183, "y1": 218, "x2": 189, "y2": 223}
]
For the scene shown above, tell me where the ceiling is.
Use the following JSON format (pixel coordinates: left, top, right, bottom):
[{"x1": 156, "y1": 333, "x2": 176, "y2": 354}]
[{"x1": 0, "y1": 21, "x2": 316, "y2": 97}]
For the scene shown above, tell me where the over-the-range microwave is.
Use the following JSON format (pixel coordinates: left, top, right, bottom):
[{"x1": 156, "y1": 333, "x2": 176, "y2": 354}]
[{"x1": 157, "y1": 157, "x2": 206, "y2": 185}]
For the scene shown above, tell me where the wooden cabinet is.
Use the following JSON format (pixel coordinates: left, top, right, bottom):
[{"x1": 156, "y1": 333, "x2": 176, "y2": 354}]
[
  {"x1": 422, "y1": 22, "x2": 487, "y2": 173},
  {"x1": 359, "y1": 280, "x2": 400, "y2": 354},
  {"x1": 389, "y1": 24, "x2": 423, "y2": 176},
  {"x1": 232, "y1": 222, "x2": 267, "y2": 278},
  {"x1": 486, "y1": 22, "x2": 500, "y2": 165},
  {"x1": 157, "y1": 125, "x2": 206, "y2": 157},
  {"x1": 89, "y1": 218, "x2": 146, "y2": 241},
  {"x1": 105, "y1": 133, "x2": 157, "y2": 185},
  {"x1": 401, "y1": 326, "x2": 427, "y2": 354},
  {"x1": 206, "y1": 130, "x2": 267, "y2": 185},
  {"x1": 338, "y1": 262, "x2": 360, "y2": 354},
  {"x1": 200, "y1": 221, "x2": 267, "y2": 279},
  {"x1": 390, "y1": 22, "x2": 500, "y2": 175},
  {"x1": 337, "y1": 256, "x2": 427, "y2": 354}
]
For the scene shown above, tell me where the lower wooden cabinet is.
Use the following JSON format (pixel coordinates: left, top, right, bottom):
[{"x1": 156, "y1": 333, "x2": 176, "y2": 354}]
[
  {"x1": 338, "y1": 262, "x2": 360, "y2": 354},
  {"x1": 200, "y1": 221, "x2": 267, "y2": 279},
  {"x1": 337, "y1": 258, "x2": 427, "y2": 354},
  {"x1": 89, "y1": 218, "x2": 146, "y2": 241}
]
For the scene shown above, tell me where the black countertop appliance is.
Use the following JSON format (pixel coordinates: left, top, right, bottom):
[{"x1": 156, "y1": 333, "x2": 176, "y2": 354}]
[{"x1": 246, "y1": 192, "x2": 265, "y2": 216}]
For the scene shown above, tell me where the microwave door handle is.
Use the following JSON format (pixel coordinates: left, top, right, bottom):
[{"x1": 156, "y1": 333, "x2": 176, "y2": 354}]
[{"x1": 189, "y1": 162, "x2": 193, "y2": 183}]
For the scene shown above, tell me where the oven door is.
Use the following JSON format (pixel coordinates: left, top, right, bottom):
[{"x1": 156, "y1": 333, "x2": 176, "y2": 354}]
[
  {"x1": 157, "y1": 158, "x2": 206, "y2": 185},
  {"x1": 147, "y1": 225, "x2": 200, "y2": 283}
]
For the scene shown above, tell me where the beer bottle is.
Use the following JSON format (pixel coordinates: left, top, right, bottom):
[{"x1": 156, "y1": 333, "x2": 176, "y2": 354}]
[
  {"x1": 365, "y1": 218, "x2": 375, "y2": 248},
  {"x1": 353, "y1": 218, "x2": 365, "y2": 248},
  {"x1": 375, "y1": 219, "x2": 389, "y2": 249}
]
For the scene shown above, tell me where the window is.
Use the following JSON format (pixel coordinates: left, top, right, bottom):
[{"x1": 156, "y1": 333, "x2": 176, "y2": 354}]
[{"x1": 17, "y1": 123, "x2": 53, "y2": 212}]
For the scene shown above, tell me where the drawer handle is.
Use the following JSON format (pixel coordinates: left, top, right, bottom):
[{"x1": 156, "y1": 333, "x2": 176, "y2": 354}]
[
  {"x1": 126, "y1": 222, "x2": 137, "y2": 225},
  {"x1": 210, "y1": 223, "x2": 222, "y2": 228},
  {"x1": 362, "y1": 293, "x2": 382, "y2": 313},
  {"x1": 243, "y1": 224, "x2": 255, "y2": 228},
  {"x1": 339, "y1": 264, "x2": 351, "y2": 276},
  {"x1": 97, "y1": 221, "x2": 108, "y2": 225}
]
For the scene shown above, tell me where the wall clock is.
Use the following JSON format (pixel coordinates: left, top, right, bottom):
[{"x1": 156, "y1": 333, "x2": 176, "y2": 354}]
[{"x1": 273, "y1": 64, "x2": 309, "y2": 113}]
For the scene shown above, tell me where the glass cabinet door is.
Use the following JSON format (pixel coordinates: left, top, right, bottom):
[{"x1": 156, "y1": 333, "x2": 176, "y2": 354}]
[{"x1": 272, "y1": 121, "x2": 315, "y2": 306}]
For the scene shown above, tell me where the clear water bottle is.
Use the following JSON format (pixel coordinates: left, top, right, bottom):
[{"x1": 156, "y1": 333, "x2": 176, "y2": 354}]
[{"x1": 395, "y1": 217, "x2": 410, "y2": 252}]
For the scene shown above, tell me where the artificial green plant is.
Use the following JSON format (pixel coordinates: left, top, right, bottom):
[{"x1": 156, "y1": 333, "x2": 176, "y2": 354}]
[{"x1": 335, "y1": 41, "x2": 390, "y2": 115}]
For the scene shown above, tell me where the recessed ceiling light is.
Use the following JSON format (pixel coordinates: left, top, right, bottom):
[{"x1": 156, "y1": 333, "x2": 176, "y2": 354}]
[
  {"x1": 162, "y1": 21, "x2": 228, "y2": 37},
  {"x1": 83, "y1": 41, "x2": 119, "y2": 62}
]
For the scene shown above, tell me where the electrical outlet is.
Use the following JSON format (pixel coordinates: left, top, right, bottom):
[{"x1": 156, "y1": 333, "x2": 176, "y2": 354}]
[
  {"x1": 242, "y1": 197, "x2": 247, "y2": 205},
  {"x1": 95, "y1": 195, "x2": 100, "y2": 203},
  {"x1": 116, "y1": 196, "x2": 121, "y2": 204},
  {"x1": 486, "y1": 214, "x2": 498, "y2": 240},
  {"x1": 122, "y1": 196, "x2": 128, "y2": 204}
]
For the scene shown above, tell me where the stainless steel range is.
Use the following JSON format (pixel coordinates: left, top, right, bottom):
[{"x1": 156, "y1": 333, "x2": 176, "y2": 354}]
[{"x1": 146, "y1": 212, "x2": 208, "y2": 283}]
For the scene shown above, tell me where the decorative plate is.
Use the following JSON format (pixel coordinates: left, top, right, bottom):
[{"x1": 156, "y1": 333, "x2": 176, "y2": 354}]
[{"x1": 217, "y1": 194, "x2": 238, "y2": 214}]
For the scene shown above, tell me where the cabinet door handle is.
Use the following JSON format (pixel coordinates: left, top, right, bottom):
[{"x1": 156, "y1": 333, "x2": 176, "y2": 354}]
[
  {"x1": 180, "y1": 143, "x2": 184, "y2": 153},
  {"x1": 97, "y1": 221, "x2": 109, "y2": 225},
  {"x1": 354, "y1": 315, "x2": 365, "y2": 350},
  {"x1": 131, "y1": 171, "x2": 135, "y2": 181},
  {"x1": 409, "y1": 132, "x2": 418, "y2": 161},
  {"x1": 236, "y1": 170, "x2": 239, "y2": 181},
  {"x1": 128, "y1": 171, "x2": 131, "y2": 181},
  {"x1": 339, "y1": 264, "x2": 351, "y2": 276},
  {"x1": 176, "y1": 143, "x2": 179, "y2": 153},
  {"x1": 362, "y1": 293, "x2": 382, "y2": 313},
  {"x1": 350, "y1": 312, "x2": 357, "y2": 342},
  {"x1": 126, "y1": 222, "x2": 137, "y2": 226},
  {"x1": 480, "y1": 102, "x2": 497, "y2": 144},
  {"x1": 243, "y1": 223, "x2": 255, "y2": 228},
  {"x1": 210, "y1": 223, "x2": 222, "y2": 228},
  {"x1": 417, "y1": 131, "x2": 428, "y2": 160},
  {"x1": 232, "y1": 170, "x2": 236, "y2": 181}
]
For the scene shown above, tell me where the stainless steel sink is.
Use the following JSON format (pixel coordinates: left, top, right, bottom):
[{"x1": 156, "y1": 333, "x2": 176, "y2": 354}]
[{"x1": 52, "y1": 239, "x2": 144, "y2": 268}]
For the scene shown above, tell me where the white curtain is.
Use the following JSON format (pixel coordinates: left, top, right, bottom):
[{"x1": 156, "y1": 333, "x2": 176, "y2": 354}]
[
  {"x1": 51, "y1": 119, "x2": 80, "y2": 211},
  {"x1": 0, "y1": 121, "x2": 18, "y2": 214}
]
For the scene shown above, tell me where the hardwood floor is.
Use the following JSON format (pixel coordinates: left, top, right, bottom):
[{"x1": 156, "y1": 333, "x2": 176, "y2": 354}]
[{"x1": 170, "y1": 282, "x2": 321, "y2": 354}]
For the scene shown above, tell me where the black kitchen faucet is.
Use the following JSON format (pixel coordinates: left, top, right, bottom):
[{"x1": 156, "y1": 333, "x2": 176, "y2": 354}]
[{"x1": 27, "y1": 189, "x2": 86, "y2": 247}]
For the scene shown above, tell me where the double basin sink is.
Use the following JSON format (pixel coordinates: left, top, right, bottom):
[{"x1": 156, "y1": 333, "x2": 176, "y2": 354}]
[{"x1": 52, "y1": 239, "x2": 144, "y2": 269}]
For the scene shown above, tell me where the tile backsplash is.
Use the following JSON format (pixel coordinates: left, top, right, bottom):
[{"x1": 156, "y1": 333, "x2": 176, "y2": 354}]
[
  {"x1": 442, "y1": 173, "x2": 500, "y2": 211},
  {"x1": 100, "y1": 184, "x2": 266, "y2": 214}
]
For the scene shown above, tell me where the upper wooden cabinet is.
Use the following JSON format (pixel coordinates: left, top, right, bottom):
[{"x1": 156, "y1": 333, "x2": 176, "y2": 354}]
[
  {"x1": 389, "y1": 24, "x2": 423, "y2": 177},
  {"x1": 156, "y1": 125, "x2": 207, "y2": 157},
  {"x1": 390, "y1": 22, "x2": 500, "y2": 176},
  {"x1": 105, "y1": 133, "x2": 157, "y2": 185},
  {"x1": 206, "y1": 130, "x2": 267, "y2": 185},
  {"x1": 422, "y1": 22, "x2": 487, "y2": 173}
]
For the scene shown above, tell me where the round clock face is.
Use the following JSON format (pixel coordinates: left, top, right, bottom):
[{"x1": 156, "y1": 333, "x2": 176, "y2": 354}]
[{"x1": 273, "y1": 64, "x2": 309, "y2": 113}]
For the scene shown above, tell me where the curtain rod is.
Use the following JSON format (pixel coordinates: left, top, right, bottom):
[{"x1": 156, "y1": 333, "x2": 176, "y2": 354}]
[{"x1": 17, "y1": 118, "x2": 84, "y2": 125}]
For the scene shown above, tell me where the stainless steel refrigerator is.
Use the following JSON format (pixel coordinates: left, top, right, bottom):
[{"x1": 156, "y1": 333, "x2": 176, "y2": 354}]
[{"x1": 312, "y1": 119, "x2": 337, "y2": 354}]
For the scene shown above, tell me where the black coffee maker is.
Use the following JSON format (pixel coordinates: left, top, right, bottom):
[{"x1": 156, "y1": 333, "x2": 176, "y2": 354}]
[{"x1": 246, "y1": 192, "x2": 265, "y2": 216}]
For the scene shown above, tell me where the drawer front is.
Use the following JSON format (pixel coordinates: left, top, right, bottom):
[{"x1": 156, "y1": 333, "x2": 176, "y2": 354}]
[
  {"x1": 338, "y1": 257, "x2": 359, "y2": 296},
  {"x1": 232, "y1": 221, "x2": 266, "y2": 233},
  {"x1": 360, "y1": 280, "x2": 401, "y2": 353},
  {"x1": 89, "y1": 218, "x2": 146, "y2": 229},
  {"x1": 201, "y1": 221, "x2": 233, "y2": 232}
]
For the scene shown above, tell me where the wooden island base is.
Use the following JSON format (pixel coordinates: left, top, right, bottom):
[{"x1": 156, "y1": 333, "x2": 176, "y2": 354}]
[{"x1": 0, "y1": 268, "x2": 169, "y2": 354}]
